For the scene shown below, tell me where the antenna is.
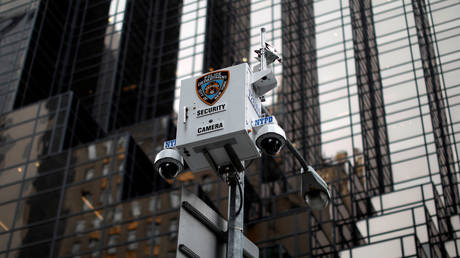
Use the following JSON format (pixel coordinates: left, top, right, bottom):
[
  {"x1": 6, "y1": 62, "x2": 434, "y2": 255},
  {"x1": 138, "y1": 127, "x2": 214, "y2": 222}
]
[
  {"x1": 260, "y1": 28, "x2": 266, "y2": 71},
  {"x1": 254, "y1": 27, "x2": 282, "y2": 72}
]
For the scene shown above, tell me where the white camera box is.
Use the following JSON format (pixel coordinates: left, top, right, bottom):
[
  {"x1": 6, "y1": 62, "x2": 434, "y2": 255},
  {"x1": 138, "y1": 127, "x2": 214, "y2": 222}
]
[{"x1": 176, "y1": 63, "x2": 262, "y2": 172}]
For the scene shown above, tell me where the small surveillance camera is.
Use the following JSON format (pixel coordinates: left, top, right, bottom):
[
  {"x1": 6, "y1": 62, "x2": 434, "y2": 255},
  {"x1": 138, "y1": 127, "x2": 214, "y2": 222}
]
[
  {"x1": 301, "y1": 166, "x2": 331, "y2": 210},
  {"x1": 154, "y1": 149, "x2": 184, "y2": 180},
  {"x1": 255, "y1": 123, "x2": 286, "y2": 156}
]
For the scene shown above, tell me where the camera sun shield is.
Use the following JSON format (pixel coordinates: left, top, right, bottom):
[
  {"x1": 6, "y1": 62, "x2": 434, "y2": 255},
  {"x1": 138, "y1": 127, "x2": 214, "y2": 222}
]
[{"x1": 301, "y1": 166, "x2": 331, "y2": 210}]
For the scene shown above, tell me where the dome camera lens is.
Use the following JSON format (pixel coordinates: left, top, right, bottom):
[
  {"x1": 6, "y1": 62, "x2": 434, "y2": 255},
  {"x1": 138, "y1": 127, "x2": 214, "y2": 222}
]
[
  {"x1": 260, "y1": 137, "x2": 283, "y2": 156},
  {"x1": 304, "y1": 190, "x2": 329, "y2": 210},
  {"x1": 159, "y1": 162, "x2": 179, "y2": 179}
]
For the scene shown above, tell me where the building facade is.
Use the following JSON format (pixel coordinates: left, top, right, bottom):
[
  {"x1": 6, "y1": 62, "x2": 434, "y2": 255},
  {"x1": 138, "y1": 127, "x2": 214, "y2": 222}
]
[{"x1": 0, "y1": 0, "x2": 459, "y2": 257}]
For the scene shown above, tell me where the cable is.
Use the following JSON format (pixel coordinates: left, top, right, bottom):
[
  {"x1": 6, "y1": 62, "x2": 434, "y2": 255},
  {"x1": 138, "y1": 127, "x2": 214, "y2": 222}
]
[
  {"x1": 244, "y1": 159, "x2": 254, "y2": 170},
  {"x1": 235, "y1": 174, "x2": 243, "y2": 216},
  {"x1": 228, "y1": 172, "x2": 243, "y2": 217},
  {"x1": 285, "y1": 140, "x2": 309, "y2": 173}
]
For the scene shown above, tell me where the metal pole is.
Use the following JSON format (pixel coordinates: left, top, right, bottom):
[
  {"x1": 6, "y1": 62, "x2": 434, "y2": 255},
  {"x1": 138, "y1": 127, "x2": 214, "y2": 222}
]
[{"x1": 227, "y1": 170, "x2": 244, "y2": 258}]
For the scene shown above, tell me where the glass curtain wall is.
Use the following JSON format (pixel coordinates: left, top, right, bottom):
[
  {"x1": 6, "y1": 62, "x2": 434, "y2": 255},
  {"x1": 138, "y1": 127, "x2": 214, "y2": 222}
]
[
  {"x1": 0, "y1": 0, "x2": 39, "y2": 114},
  {"x1": 0, "y1": 0, "x2": 459, "y2": 257}
]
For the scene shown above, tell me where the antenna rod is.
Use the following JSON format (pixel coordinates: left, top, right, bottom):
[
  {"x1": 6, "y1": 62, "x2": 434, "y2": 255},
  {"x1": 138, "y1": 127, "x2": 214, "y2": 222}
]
[{"x1": 260, "y1": 28, "x2": 266, "y2": 71}]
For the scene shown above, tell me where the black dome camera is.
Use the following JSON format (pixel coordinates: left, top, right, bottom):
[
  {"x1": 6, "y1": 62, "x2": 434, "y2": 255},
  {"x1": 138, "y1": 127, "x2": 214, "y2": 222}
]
[
  {"x1": 154, "y1": 149, "x2": 184, "y2": 180},
  {"x1": 255, "y1": 123, "x2": 286, "y2": 156}
]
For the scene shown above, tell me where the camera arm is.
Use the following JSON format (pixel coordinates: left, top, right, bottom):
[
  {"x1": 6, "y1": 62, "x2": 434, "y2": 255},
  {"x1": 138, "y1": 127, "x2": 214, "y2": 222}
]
[{"x1": 260, "y1": 105, "x2": 331, "y2": 210}]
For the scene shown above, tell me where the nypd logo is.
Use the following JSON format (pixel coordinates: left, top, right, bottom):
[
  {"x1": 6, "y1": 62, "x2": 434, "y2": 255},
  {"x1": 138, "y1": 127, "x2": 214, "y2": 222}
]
[{"x1": 196, "y1": 70, "x2": 229, "y2": 106}]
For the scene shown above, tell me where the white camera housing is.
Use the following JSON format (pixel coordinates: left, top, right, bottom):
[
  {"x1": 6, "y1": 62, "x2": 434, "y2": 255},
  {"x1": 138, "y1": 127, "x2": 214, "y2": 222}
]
[
  {"x1": 154, "y1": 148, "x2": 184, "y2": 180},
  {"x1": 175, "y1": 63, "x2": 266, "y2": 172},
  {"x1": 255, "y1": 123, "x2": 286, "y2": 156}
]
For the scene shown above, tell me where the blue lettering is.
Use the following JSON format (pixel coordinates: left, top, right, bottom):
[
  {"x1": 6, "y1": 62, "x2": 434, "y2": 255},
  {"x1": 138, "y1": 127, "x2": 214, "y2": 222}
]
[
  {"x1": 253, "y1": 116, "x2": 274, "y2": 127},
  {"x1": 164, "y1": 139, "x2": 176, "y2": 149}
]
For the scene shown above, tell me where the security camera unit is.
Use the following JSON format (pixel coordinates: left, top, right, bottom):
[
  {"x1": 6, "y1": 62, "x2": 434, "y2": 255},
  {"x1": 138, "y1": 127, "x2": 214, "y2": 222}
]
[
  {"x1": 174, "y1": 63, "x2": 280, "y2": 172},
  {"x1": 153, "y1": 27, "x2": 330, "y2": 258},
  {"x1": 154, "y1": 27, "x2": 284, "y2": 176}
]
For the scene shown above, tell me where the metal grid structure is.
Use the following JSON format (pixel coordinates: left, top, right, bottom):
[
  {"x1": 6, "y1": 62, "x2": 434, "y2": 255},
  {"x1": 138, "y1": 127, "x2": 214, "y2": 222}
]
[{"x1": 0, "y1": 0, "x2": 459, "y2": 257}]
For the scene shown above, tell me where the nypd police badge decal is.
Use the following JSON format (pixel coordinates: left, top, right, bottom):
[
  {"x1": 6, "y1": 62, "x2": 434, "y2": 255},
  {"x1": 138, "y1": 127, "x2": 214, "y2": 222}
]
[{"x1": 196, "y1": 70, "x2": 229, "y2": 106}]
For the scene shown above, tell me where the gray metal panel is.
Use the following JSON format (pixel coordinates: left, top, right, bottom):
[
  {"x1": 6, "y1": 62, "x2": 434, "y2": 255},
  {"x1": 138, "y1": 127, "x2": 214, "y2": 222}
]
[
  {"x1": 177, "y1": 188, "x2": 259, "y2": 258},
  {"x1": 243, "y1": 235, "x2": 259, "y2": 258},
  {"x1": 177, "y1": 188, "x2": 227, "y2": 258}
]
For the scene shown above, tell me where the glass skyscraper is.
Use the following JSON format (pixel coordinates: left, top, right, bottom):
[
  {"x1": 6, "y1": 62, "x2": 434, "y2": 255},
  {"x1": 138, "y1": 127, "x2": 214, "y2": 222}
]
[{"x1": 0, "y1": 0, "x2": 459, "y2": 257}]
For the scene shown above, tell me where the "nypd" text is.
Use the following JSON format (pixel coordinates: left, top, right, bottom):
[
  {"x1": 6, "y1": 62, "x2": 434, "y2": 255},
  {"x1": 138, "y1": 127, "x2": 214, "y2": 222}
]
[
  {"x1": 253, "y1": 116, "x2": 273, "y2": 127},
  {"x1": 164, "y1": 139, "x2": 176, "y2": 149}
]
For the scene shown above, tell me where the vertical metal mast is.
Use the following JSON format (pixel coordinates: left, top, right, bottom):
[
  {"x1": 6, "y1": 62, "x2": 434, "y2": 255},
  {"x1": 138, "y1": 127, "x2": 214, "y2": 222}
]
[
  {"x1": 227, "y1": 28, "x2": 266, "y2": 258},
  {"x1": 226, "y1": 169, "x2": 244, "y2": 258}
]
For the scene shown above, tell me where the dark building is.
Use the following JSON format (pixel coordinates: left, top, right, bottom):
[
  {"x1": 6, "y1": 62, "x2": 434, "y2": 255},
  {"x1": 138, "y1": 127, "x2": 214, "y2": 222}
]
[
  {"x1": 203, "y1": 0, "x2": 250, "y2": 71},
  {"x1": 349, "y1": 0, "x2": 393, "y2": 196},
  {"x1": 9, "y1": 0, "x2": 181, "y2": 131},
  {"x1": 0, "y1": 0, "x2": 37, "y2": 114},
  {"x1": 281, "y1": 0, "x2": 322, "y2": 167},
  {"x1": 411, "y1": 0, "x2": 459, "y2": 216},
  {"x1": 0, "y1": 0, "x2": 459, "y2": 257}
]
